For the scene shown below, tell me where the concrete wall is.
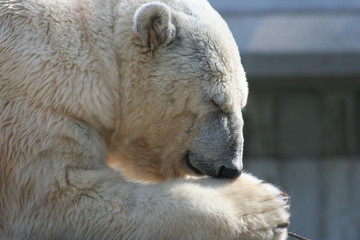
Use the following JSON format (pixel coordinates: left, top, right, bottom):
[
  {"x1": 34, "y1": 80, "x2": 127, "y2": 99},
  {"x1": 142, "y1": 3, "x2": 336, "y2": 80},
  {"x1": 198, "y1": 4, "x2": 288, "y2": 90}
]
[{"x1": 244, "y1": 88, "x2": 359, "y2": 158}]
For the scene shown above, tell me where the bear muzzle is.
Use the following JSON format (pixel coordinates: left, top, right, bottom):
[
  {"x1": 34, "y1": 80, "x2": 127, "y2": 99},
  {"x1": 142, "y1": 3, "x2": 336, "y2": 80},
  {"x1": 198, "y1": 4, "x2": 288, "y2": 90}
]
[
  {"x1": 185, "y1": 111, "x2": 244, "y2": 179},
  {"x1": 185, "y1": 151, "x2": 243, "y2": 179}
]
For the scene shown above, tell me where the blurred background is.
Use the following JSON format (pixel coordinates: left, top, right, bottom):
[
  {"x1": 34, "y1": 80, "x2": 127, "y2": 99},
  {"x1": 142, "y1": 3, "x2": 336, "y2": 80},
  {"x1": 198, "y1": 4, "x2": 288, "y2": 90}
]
[{"x1": 207, "y1": 0, "x2": 360, "y2": 239}]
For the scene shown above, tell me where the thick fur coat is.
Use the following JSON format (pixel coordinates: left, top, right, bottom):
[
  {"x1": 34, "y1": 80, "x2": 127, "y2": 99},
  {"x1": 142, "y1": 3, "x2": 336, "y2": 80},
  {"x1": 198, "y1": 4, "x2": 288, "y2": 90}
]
[{"x1": 0, "y1": 0, "x2": 289, "y2": 239}]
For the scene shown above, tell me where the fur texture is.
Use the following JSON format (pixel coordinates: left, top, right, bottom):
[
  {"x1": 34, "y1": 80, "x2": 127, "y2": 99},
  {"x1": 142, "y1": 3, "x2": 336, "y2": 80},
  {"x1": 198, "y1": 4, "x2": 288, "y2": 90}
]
[{"x1": 0, "y1": 0, "x2": 289, "y2": 239}]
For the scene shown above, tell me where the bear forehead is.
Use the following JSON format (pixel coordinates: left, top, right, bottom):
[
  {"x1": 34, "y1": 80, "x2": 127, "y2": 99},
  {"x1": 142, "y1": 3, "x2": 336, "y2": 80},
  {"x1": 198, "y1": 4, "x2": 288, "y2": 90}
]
[
  {"x1": 177, "y1": 24, "x2": 248, "y2": 110},
  {"x1": 165, "y1": 0, "x2": 243, "y2": 79}
]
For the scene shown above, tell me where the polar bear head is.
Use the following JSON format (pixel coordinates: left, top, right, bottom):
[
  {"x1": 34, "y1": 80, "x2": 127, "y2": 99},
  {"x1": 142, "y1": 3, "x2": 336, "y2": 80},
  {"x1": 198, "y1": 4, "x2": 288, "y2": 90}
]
[{"x1": 110, "y1": 1, "x2": 248, "y2": 181}]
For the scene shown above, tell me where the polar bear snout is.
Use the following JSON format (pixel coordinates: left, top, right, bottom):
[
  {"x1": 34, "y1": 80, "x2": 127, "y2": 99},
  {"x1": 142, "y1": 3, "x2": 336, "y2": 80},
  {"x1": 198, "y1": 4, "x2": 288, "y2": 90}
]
[
  {"x1": 187, "y1": 151, "x2": 243, "y2": 179},
  {"x1": 217, "y1": 165, "x2": 242, "y2": 178},
  {"x1": 187, "y1": 112, "x2": 244, "y2": 179}
]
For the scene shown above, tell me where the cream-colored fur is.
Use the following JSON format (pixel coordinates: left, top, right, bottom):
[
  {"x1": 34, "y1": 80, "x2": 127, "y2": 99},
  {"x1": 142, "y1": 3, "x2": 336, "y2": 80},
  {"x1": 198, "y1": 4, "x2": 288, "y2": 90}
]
[{"x1": 0, "y1": 0, "x2": 289, "y2": 239}]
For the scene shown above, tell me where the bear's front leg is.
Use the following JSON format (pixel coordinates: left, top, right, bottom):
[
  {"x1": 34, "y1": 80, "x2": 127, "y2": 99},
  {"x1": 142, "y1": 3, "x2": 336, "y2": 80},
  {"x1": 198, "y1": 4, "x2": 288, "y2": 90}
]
[
  {"x1": 8, "y1": 168, "x2": 288, "y2": 240},
  {"x1": 62, "y1": 170, "x2": 289, "y2": 240}
]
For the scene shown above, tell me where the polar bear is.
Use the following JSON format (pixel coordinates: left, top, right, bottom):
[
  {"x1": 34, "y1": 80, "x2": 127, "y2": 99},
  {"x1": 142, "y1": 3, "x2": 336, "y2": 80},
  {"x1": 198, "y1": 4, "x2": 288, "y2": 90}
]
[{"x1": 0, "y1": 0, "x2": 289, "y2": 239}]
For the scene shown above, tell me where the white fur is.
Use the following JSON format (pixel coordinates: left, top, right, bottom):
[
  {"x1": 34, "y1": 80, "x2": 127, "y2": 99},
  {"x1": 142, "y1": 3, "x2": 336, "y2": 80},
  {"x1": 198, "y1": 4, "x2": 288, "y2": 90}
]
[{"x1": 0, "y1": 0, "x2": 289, "y2": 239}]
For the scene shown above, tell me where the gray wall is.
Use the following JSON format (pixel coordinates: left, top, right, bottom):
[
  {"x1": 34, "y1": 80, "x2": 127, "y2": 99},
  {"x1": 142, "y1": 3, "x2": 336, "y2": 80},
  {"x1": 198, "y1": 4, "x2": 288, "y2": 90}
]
[{"x1": 208, "y1": 1, "x2": 360, "y2": 239}]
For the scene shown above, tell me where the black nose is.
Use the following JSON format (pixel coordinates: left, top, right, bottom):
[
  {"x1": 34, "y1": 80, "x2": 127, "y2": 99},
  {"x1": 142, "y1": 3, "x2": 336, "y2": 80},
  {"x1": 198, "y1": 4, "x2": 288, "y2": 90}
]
[{"x1": 217, "y1": 166, "x2": 242, "y2": 179}]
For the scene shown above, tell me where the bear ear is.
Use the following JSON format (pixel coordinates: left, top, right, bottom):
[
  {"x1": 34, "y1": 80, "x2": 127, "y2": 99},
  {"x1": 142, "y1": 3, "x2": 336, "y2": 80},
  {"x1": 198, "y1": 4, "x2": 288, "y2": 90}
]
[{"x1": 133, "y1": 2, "x2": 176, "y2": 51}]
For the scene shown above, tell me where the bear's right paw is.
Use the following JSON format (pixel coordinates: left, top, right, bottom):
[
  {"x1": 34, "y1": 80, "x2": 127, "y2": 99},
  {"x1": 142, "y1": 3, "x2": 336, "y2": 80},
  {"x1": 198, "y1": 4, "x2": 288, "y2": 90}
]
[{"x1": 219, "y1": 173, "x2": 290, "y2": 240}]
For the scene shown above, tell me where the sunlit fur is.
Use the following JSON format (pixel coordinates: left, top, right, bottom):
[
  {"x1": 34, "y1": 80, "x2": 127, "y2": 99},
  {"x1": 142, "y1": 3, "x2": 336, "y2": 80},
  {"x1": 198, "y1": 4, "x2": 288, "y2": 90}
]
[{"x1": 0, "y1": 0, "x2": 289, "y2": 239}]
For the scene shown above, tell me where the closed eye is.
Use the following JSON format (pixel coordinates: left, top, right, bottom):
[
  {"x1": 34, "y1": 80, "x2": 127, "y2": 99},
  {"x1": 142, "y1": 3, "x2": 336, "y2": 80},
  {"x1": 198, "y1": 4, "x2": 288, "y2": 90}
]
[
  {"x1": 210, "y1": 99, "x2": 221, "y2": 108},
  {"x1": 210, "y1": 98, "x2": 231, "y2": 113}
]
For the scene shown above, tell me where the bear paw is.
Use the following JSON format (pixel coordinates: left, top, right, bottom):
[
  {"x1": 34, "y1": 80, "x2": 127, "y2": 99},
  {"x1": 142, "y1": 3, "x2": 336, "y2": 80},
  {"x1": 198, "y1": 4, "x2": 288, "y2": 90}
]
[{"x1": 219, "y1": 173, "x2": 290, "y2": 240}]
